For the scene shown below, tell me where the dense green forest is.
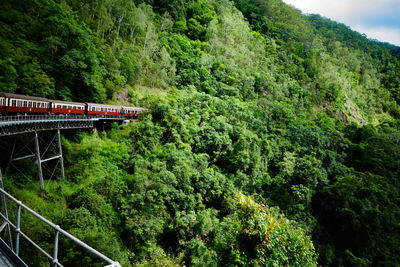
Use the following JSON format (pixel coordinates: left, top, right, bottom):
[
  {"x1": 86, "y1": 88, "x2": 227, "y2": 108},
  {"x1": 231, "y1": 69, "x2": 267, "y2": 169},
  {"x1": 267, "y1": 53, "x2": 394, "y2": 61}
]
[{"x1": 1, "y1": 0, "x2": 400, "y2": 266}]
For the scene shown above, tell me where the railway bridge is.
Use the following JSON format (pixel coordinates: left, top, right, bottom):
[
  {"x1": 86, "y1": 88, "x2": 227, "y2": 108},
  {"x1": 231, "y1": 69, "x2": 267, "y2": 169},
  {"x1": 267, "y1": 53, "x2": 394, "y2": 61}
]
[{"x1": 0, "y1": 114, "x2": 127, "y2": 266}]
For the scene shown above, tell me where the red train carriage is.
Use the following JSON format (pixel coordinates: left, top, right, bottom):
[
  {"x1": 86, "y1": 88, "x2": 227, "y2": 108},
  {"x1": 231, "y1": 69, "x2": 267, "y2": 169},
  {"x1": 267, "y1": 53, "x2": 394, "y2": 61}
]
[
  {"x1": 122, "y1": 106, "x2": 148, "y2": 117},
  {"x1": 86, "y1": 103, "x2": 122, "y2": 116},
  {"x1": 50, "y1": 100, "x2": 85, "y2": 115},
  {"x1": 0, "y1": 93, "x2": 49, "y2": 114},
  {"x1": 0, "y1": 92, "x2": 148, "y2": 118}
]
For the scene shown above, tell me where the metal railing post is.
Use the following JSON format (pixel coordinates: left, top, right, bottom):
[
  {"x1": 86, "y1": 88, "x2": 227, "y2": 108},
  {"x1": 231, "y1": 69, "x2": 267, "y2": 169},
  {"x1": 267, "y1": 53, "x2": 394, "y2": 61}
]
[
  {"x1": 0, "y1": 168, "x2": 13, "y2": 248},
  {"x1": 15, "y1": 201, "x2": 21, "y2": 255},
  {"x1": 53, "y1": 226, "x2": 60, "y2": 267}
]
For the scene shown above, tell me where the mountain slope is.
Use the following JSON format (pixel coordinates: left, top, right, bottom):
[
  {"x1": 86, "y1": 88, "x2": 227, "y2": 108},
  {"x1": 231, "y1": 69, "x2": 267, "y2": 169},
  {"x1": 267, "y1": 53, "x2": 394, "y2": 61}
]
[{"x1": 1, "y1": 0, "x2": 400, "y2": 266}]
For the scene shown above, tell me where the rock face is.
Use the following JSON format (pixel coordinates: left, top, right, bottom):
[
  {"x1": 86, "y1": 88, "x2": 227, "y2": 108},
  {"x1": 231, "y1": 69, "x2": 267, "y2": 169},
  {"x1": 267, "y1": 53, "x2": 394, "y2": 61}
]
[{"x1": 338, "y1": 94, "x2": 366, "y2": 125}]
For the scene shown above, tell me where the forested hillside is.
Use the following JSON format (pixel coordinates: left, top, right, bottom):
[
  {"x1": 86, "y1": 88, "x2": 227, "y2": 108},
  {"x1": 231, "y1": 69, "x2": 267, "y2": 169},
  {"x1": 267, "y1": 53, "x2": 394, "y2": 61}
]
[{"x1": 1, "y1": 0, "x2": 400, "y2": 266}]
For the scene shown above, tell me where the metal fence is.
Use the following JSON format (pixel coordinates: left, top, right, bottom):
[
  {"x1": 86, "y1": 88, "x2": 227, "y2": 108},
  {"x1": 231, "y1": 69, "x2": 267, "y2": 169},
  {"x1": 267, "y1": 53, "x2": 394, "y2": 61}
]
[
  {"x1": 0, "y1": 114, "x2": 134, "y2": 136},
  {"x1": 0, "y1": 119, "x2": 95, "y2": 136},
  {"x1": 0, "y1": 187, "x2": 121, "y2": 267},
  {"x1": 0, "y1": 115, "x2": 128, "y2": 122}
]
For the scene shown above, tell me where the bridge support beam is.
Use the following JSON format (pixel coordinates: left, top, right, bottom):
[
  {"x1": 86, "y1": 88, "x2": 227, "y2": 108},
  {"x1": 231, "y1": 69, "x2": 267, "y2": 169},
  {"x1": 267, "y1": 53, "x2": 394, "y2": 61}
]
[
  {"x1": 5, "y1": 129, "x2": 65, "y2": 197},
  {"x1": 57, "y1": 129, "x2": 65, "y2": 181},
  {"x1": 34, "y1": 131, "x2": 45, "y2": 197}
]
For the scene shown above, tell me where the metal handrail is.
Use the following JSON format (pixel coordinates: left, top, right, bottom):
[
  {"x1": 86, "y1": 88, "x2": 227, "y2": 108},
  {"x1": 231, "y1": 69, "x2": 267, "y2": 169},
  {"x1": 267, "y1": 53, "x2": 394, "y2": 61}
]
[{"x1": 0, "y1": 187, "x2": 121, "y2": 267}]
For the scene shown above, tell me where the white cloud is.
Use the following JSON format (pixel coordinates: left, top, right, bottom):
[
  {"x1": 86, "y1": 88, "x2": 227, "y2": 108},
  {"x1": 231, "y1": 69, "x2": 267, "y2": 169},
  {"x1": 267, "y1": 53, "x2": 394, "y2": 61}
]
[
  {"x1": 283, "y1": 0, "x2": 399, "y2": 21},
  {"x1": 282, "y1": 0, "x2": 400, "y2": 46},
  {"x1": 353, "y1": 25, "x2": 400, "y2": 46}
]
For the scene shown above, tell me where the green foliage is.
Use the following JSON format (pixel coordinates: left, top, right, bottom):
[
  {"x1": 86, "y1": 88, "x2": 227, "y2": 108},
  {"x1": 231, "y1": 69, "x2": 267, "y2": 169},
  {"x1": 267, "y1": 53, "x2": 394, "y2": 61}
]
[{"x1": 215, "y1": 193, "x2": 317, "y2": 266}]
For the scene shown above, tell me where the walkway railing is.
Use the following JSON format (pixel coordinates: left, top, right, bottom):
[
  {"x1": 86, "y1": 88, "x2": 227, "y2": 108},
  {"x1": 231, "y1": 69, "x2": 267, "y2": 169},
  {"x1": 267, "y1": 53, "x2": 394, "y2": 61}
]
[
  {"x1": 0, "y1": 186, "x2": 121, "y2": 267},
  {"x1": 0, "y1": 115, "x2": 128, "y2": 122}
]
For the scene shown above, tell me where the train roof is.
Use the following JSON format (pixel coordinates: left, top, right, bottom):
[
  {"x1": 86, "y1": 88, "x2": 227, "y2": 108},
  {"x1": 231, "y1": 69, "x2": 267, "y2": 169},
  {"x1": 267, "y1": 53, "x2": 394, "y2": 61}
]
[
  {"x1": 0, "y1": 92, "x2": 49, "y2": 102},
  {"x1": 49, "y1": 99, "x2": 85, "y2": 106},
  {"x1": 122, "y1": 106, "x2": 149, "y2": 110},
  {"x1": 85, "y1": 102, "x2": 122, "y2": 108}
]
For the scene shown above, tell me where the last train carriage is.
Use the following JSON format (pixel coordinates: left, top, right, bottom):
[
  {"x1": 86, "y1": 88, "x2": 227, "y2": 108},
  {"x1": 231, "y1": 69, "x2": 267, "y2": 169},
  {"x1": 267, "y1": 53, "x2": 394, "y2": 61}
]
[
  {"x1": 0, "y1": 93, "x2": 49, "y2": 114},
  {"x1": 0, "y1": 92, "x2": 148, "y2": 117}
]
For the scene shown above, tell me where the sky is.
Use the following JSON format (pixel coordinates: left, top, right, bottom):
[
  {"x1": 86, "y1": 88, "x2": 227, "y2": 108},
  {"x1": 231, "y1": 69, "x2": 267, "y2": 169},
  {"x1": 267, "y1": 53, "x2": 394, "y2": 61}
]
[{"x1": 282, "y1": 0, "x2": 400, "y2": 46}]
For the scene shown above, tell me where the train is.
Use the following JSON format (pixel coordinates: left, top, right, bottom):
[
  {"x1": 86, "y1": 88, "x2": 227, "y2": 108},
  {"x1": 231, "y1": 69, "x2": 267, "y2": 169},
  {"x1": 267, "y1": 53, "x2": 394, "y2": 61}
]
[{"x1": 0, "y1": 92, "x2": 148, "y2": 118}]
